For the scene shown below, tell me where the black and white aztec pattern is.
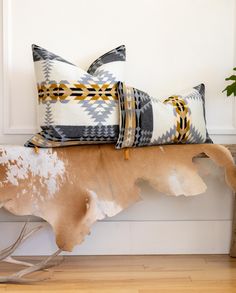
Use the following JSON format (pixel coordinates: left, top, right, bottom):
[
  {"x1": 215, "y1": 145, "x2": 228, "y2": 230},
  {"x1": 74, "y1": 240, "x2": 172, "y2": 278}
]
[
  {"x1": 25, "y1": 45, "x2": 126, "y2": 148},
  {"x1": 116, "y1": 82, "x2": 212, "y2": 149},
  {"x1": 87, "y1": 45, "x2": 126, "y2": 75},
  {"x1": 32, "y1": 44, "x2": 75, "y2": 66}
]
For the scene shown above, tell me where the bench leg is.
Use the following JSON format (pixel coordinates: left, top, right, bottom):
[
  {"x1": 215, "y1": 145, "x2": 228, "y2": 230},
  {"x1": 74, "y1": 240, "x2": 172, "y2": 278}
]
[{"x1": 230, "y1": 193, "x2": 236, "y2": 257}]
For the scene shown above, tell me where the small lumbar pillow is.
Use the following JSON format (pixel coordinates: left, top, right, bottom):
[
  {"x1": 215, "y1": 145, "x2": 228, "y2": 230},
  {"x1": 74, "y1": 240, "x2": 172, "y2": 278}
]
[
  {"x1": 116, "y1": 82, "x2": 212, "y2": 149},
  {"x1": 25, "y1": 44, "x2": 126, "y2": 147}
]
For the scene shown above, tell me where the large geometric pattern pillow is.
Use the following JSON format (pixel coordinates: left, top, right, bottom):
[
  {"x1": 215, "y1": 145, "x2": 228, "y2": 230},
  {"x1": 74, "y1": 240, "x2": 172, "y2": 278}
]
[
  {"x1": 116, "y1": 82, "x2": 212, "y2": 149},
  {"x1": 25, "y1": 44, "x2": 126, "y2": 147}
]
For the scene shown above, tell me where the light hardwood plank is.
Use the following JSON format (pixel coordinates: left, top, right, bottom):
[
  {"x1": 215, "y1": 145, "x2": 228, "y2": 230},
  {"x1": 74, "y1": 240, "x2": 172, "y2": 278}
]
[{"x1": 0, "y1": 255, "x2": 236, "y2": 292}]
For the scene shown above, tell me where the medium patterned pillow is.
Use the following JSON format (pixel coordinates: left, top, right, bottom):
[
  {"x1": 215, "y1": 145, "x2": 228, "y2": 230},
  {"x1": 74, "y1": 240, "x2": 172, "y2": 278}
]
[
  {"x1": 116, "y1": 82, "x2": 212, "y2": 149},
  {"x1": 25, "y1": 44, "x2": 126, "y2": 147}
]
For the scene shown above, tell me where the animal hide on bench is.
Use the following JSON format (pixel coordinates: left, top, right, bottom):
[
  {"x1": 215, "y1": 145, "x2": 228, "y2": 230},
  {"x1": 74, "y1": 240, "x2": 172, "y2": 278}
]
[{"x1": 0, "y1": 144, "x2": 235, "y2": 251}]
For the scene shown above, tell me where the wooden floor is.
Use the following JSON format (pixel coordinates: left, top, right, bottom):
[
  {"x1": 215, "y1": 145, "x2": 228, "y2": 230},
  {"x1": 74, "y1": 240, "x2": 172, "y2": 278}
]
[{"x1": 0, "y1": 255, "x2": 236, "y2": 292}]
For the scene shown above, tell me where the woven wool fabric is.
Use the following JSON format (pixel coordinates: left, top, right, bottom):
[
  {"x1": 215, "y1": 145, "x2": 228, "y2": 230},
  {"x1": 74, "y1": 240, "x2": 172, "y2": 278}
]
[
  {"x1": 116, "y1": 82, "x2": 212, "y2": 149},
  {"x1": 25, "y1": 44, "x2": 126, "y2": 147}
]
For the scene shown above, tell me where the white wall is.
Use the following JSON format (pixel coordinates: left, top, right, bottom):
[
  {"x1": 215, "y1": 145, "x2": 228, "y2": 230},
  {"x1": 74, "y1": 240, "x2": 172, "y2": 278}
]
[{"x1": 0, "y1": 0, "x2": 235, "y2": 255}]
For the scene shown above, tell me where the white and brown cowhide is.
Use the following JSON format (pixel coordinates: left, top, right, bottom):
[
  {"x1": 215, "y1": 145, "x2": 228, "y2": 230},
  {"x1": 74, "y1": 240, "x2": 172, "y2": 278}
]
[{"x1": 0, "y1": 144, "x2": 235, "y2": 251}]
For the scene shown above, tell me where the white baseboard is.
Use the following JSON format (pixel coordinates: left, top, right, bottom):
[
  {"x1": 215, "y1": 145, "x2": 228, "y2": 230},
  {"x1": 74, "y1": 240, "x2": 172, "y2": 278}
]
[{"x1": 0, "y1": 220, "x2": 232, "y2": 256}]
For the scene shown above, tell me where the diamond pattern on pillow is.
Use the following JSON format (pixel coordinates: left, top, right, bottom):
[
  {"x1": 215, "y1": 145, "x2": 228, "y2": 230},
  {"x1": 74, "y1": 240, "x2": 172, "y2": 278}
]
[
  {"x1": 116, "y1": 82, "x2": 212, "y2": 149},
  {"x1": 25, "y1": 45, "x2": 126, "y2": 147}
]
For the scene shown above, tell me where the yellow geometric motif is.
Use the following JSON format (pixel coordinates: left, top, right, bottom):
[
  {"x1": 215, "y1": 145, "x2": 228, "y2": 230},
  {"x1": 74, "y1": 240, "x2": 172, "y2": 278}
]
[
  {"x1": 37, "y1": 83, "x2": 118, "y2": 104},
  {"x1": 164, "y1": 96, "x2": 191, "y2": 143}
]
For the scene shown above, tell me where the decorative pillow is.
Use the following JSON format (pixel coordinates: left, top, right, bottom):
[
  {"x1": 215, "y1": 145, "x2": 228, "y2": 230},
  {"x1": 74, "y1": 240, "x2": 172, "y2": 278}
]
[
  {"x1": 25, "y1": 44, "x2": 126, "y2": 147},
  {"x1": 116, "y1": 82, "x2": 212, "y2": 149}
]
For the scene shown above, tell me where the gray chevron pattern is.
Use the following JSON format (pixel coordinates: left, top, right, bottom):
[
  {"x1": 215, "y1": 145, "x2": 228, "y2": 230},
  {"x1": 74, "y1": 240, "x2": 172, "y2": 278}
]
[{"x1": 151, "y1": 127, "x2": 177, "y2": 145}]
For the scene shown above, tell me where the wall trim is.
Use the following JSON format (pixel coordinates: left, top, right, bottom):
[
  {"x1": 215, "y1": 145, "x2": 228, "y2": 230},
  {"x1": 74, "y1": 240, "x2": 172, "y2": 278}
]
[
  {"x1": 2, "y1": 0, "x2": 37, "y2": 135},
  {"x1": 0, "y1": 221, "x2": 232, "y2": 255}
]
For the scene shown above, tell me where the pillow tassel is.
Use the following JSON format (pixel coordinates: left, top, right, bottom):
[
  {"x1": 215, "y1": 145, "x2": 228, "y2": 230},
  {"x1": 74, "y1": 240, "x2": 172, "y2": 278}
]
[{"x1": 124, "y1": 148, "x2": 130, "y2": 160}]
